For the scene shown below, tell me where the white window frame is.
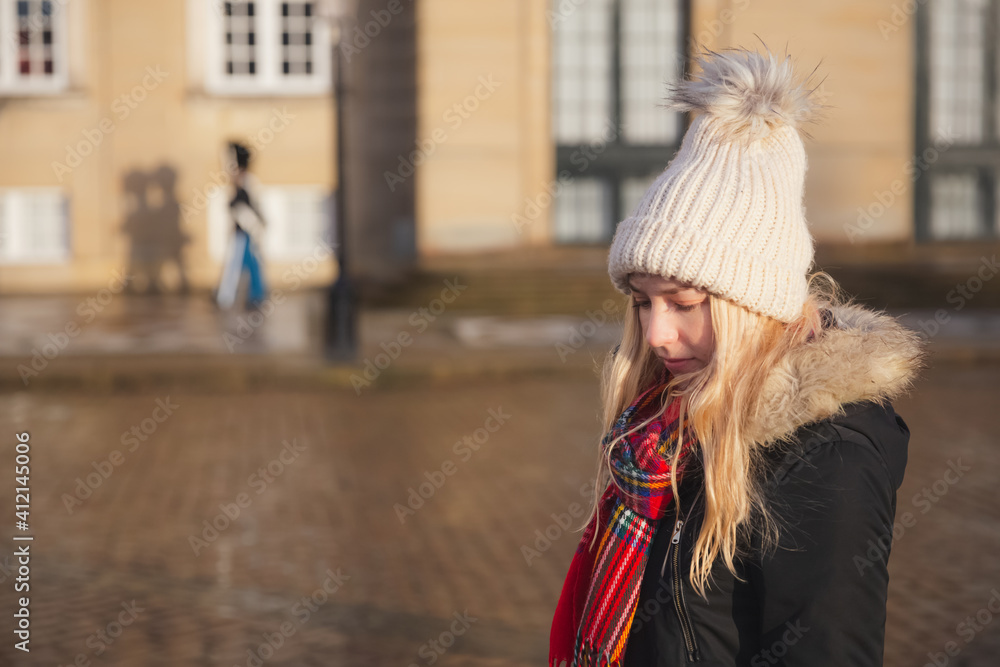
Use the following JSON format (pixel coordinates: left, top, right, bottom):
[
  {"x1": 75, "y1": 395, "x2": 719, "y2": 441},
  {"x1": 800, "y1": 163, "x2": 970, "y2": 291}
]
[
  {"x1": 202, "y1": 0, "x2": 331, "y2": 96},
  {"x1": 0, "y1": 0, "x2": 70, "y2": 95},
  {"x1": 0, "y1": 187, "x2": 71, "y2": 264}
]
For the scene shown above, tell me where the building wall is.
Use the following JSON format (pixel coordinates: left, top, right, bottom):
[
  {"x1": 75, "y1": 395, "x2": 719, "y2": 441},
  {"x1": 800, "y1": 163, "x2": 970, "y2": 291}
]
[
  {"x1": 415, "y1": 0, "x2": 554, "y2": 255},
  {"x1": 0, "y1": 0, "x2": 336, "y2": 294},
  {"x1": 693, "y1": 0, "x2": 914, "y2": 245},
  {"x1": 0, "y1": 0, "x2": 920, "y2": 294},
  {"x1": 414, "y1": 0, "x2": 914, "y2": 256},
  {"x1": 661, "y1": 0, "x2": 917, "y2": 246}
]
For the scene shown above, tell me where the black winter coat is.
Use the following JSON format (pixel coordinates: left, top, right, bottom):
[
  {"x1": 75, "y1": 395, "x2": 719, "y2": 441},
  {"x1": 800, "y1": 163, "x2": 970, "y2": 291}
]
[{"x1": 621, "y1": 303, "x2": 923, "y2": 667}]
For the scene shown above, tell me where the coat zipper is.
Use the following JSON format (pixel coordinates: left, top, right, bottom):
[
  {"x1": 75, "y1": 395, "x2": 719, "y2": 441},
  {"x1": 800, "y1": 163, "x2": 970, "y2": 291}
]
[{"x1": 665, "y1": 518, "x2": 700, "y2": 662}]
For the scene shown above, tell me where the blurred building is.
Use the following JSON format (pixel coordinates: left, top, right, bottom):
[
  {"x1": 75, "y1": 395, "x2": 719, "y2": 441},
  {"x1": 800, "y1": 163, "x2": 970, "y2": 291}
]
[
  {"x1": 0, "y1": 0, "x2": 996, "y2": 294},
  {"x1": 0, "y1": 0, "x2": 338, "y2": 294}
]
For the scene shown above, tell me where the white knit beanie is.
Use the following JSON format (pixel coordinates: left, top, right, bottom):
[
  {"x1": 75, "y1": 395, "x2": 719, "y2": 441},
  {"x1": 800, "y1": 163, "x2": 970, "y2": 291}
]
[{"x1": 607, "y1": 48, "x2": 820, "y2": 323}]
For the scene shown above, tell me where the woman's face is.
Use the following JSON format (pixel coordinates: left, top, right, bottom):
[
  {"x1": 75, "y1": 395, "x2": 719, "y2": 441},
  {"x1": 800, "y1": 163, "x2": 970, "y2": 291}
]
[{"x1": 628, "y1": 273, "x2": 715, "y2": 374}]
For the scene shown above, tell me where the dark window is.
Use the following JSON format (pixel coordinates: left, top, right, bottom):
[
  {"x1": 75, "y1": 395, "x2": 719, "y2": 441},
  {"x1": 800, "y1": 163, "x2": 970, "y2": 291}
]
[
  {"x1": 280, "y1": 2, "x2": 314, "y2": 76},
  {"x1": 915, "y1": 0, "x2": 1000, "y2": 239},
  {"x1": 551, "y1": 0, "x2": 689, "y2": 243},
  {"x1": 15, "y1": 0, "x2": 56, "y2": 78},
  {"x1": 224, "y1": 1, "x2": 257, "y2": 77}
]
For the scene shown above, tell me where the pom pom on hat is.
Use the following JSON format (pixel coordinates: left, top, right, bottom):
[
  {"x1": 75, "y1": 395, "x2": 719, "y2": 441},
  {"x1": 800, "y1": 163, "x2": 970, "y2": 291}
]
[{"x1": 665, "y1": 47, "x2": 821, "y2": 143}]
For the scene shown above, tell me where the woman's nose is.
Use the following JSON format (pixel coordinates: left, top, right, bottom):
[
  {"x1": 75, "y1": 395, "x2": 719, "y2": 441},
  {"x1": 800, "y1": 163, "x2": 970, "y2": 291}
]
[{"x1": 646, "y1": 308, "x2": 680, "y2": 348}]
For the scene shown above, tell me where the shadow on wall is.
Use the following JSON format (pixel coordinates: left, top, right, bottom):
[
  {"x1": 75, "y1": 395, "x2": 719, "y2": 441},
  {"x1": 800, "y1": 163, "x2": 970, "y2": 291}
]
[{"x1": 120, "y1": 165, "x2": 190, "y2": 294}]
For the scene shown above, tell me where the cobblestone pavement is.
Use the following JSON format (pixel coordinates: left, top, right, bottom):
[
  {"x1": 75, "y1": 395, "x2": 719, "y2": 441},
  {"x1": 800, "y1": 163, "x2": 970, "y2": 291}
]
[{"x1": 0, "y1": 361, "x2": 997, "y2": 665}]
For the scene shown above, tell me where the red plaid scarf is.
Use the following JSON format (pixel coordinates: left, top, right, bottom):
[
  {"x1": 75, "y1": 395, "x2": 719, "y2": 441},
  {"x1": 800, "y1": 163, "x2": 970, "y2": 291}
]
[{"x1": 549, "y1": 372, "x2": 697, "y2": 666}]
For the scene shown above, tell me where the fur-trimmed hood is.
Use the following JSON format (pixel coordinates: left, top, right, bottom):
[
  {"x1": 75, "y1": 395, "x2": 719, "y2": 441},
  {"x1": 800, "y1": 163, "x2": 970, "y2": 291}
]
[
  {"x1": 619, "y1": 300, "x2": 925, "y2": 667},
  {"x1": 748, "y1": 302, "x2": 927, "y2": 447}
]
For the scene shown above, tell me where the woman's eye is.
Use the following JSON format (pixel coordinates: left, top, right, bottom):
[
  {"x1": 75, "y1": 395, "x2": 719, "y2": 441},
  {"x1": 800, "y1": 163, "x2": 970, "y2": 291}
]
[{"x1": 633, "y1": 301, "x2": 700, "y2": 311}]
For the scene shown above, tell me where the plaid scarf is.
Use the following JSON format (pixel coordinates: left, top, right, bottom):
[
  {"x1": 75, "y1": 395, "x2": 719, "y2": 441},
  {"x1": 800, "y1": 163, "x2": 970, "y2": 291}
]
[{"x1": 549, "y1": 371, "x2": 697, "y2": 667}]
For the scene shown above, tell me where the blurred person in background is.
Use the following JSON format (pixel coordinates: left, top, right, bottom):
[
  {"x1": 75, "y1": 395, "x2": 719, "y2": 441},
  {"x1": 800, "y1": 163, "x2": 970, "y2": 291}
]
[
  {"x1": 549, "y1": 47, "x2": 926, "y2": 667},
  {"x1": 216, "y1": 141, "x2": 269, "y2": 310}
]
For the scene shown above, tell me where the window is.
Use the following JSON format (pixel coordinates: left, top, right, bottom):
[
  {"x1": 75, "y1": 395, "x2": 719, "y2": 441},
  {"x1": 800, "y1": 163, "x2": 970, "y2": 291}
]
[
  {"x1": 224, "y1": 1, "x2": 258, "y2": 76},
  {"x1": 208, "y1": 183, "x2": 331, "y2": 262},
  {"x1": 204, "y1": 0, "x2": 330, "y2": 95},
  {"x1": 258, "y1": 184, "x2": 331, "y2": 260},
  {"x1": 0, "y1": 188, "x2": 70, "y2": 263},
  {"x1": 553, "y1": 178, "x2": 610, "y2": 243},
  {"x1": 915, "y1": 0, "x2": 1000, "y2": 239},
  {"x1": 551, "y1": 0, "x2": 688, "y2": 243},
  {"x1": 279, "y1": 2, "x2": 314, "y2": 76},
  {"x1": 0, "y1": 0, "x2": 69, "y2": 94}
]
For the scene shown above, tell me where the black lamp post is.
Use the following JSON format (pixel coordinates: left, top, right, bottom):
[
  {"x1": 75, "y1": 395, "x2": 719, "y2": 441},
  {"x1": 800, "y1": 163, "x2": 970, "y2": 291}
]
[{"x1": 319, "y1": 0, "x2": 358, "y2": 362}]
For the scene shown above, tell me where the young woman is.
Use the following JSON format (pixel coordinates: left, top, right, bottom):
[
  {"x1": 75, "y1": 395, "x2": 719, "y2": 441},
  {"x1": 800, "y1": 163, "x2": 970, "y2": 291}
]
[{"x1": 549, "y1": 48, "x2": 925, "y2": 667}]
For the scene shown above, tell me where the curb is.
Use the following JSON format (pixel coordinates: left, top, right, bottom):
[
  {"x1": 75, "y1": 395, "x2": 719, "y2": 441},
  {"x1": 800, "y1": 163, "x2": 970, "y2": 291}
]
[
  {"x1": 0, "y1": 343, "x2": 994, "y2": 395},
  {"x1": 0, "y1": 353, "x2": 605, "y2": 395}
]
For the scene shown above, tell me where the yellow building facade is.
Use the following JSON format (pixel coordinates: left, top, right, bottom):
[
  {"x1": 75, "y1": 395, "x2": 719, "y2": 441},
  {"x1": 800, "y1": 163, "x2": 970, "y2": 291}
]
[
  {"x1": 0, "y1": 0, "x2": 336, "y2": 294},
  {"x1": 0, "y1": 0, "x2": 990, "y2": 294},
  {"x1": 415, "y1": 0, "x2": 919, "y2": 254}
]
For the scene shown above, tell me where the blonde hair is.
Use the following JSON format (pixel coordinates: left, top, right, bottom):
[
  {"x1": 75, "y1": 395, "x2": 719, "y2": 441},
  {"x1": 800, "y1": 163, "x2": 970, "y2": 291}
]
[{"x1": 582, "y1": 271, "x2": 846, "y2": 597}]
